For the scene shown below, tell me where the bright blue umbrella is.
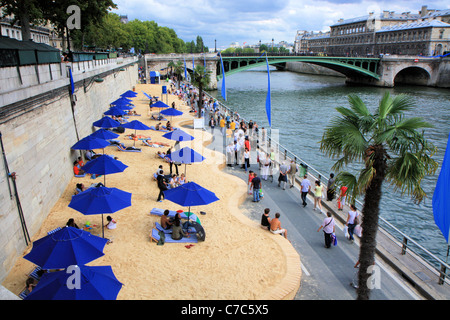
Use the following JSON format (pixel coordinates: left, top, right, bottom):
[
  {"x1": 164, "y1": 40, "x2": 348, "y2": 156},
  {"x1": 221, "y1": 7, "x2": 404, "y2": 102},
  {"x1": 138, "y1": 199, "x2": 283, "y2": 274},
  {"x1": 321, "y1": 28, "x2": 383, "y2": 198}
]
[
  {"x1": 68, "y1": 186, "x2": 132, "y2": 238},
  {"x1": 104, "y1": 106, "x2": 127, "y2": 116},
  {"x1": 81, "y1": 155, "x2": 128, "y2": 186},
  {"x1": 151, "y1": 101, "x2": 170, "y2": 109},
  {"x1": 164, "y1": 181, "x2": 219, "y2": 227},
  {"x1": 111, "y1": 97, "x2": 132, "y2": 106},
  {"x1": 113, "y1": 103, "x2": 134, "y2": 111},
  {"x1": 165, "y1": 147, "x2": 205, "y2": 175},
  {"x1": 93, "y1": 116, "x2": 121, "y2": 129},
  {"x1": 25, "y1": 265, "x2": 123, "y2": 300},
  {"x1": 121, "y1": 120, "x2": 151, "y2": 146},
  {"x1": 71, "y1": 136, "x2": 110, "y2": 151},
  {"x1": 89, "y1": 129, "x2": 119, "y2": 141},
  {"x1": 160, "y1": 108, "x2": 183, "y2": 117},
  {"x1": 121, "y1": 90, "x2": 138, "y2": 98},
  {"x1": 162, "y1": 129, "x2": 194, "y2": 142},
  {"x1": 23, "y1": 227, "x2": 108, "y2": 269}
]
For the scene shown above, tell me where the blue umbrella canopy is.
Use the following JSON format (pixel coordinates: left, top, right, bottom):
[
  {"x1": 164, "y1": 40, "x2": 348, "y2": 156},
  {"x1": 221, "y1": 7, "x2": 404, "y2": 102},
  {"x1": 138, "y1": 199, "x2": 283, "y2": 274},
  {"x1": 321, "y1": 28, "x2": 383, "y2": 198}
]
[
  {"x1": 81, "y1": 155, "x2": 128, "y2": 186},
  {"x1": 151, "y1": 101, "x2": 170, "y2": 109},
  {"x1": 121, "y1": 120, "x2": 151, "y2": 131},
  {"x1": 121, "y1": 90, "x2": 138, "y2": 98},
  {"x1": 162, "y1": 129, "x2": 194, "y2": 142},
  {"x1": 25, "y1": 265, "x2": 123, "y2": 300},
  {"x1": 160, "y1": 108, "x2": 183, "y2": 116},
  {"x1": 113, "y1": 103, "x2": 134, "y2": 111},
  {"x1": 69, "y1": 186, "x2": 132, "y2": 238},
  {"x1": 142, "y1": 92, "x2": 152, "y2": 100},
  {"x1": 111, "y1": 97, "x2": 132, "y2": 106},
  {"x1": 72, "y1": 136, "x2": 110, "y2": 151},
  {"x1": 93, "y1": 116, "x2": 121, "y2": 129},
  {"x1": 68, "y1": 186, "x2": 132, "y2": 216},
  {"x1": 164, "y1": 181, "x2": 219, "y2": 207},
  {"x1": 104, "y1": 106, "x2": 127, "y2": 116},
  {"x1": 165, "y1": 147, "x2": 205, "y2": 164},
  {"x1": 89, "y1": 129, "x2": 119, "y2": 140},
  {"x1": 23, "y1": 227, "x2": 108, "y2": 269}
]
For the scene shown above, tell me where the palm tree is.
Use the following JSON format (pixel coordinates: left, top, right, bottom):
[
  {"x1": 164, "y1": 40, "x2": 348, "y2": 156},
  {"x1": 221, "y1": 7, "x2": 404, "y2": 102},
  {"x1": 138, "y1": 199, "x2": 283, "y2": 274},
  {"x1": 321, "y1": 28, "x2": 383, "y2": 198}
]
[
  {"x1": 191, "y1": 65, "x2": 211, "y2": 118},
  {"x1": 320, "y1": 92, "x2": 438, "y2": 300},
  {"x1": 172, "y1": 60, "x2": 184, "y2": 89}
]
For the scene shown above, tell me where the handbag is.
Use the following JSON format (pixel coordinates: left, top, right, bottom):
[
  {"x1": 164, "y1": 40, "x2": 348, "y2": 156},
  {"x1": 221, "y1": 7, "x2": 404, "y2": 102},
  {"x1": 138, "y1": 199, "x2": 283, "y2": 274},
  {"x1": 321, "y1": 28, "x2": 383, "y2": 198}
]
[{"x1": 331, "y1": 233, "x2": 337, "y2": 246}]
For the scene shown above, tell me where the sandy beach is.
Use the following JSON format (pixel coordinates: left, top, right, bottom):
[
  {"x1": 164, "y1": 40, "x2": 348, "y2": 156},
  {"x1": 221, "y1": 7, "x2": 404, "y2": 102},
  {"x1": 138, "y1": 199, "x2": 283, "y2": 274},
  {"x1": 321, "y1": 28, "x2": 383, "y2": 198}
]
[{"x1": 2, "y1": 83, "x2": 300, "y2": 300}]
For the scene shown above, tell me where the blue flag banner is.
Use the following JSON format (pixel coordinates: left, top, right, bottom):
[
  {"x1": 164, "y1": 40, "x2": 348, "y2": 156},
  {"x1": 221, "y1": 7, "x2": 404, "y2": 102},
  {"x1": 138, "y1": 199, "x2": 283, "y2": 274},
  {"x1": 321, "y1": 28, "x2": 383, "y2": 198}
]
[
  {"x1": 193, "y1": 56, "x2": 195, "y2": 71},
  {"x1": 184, "y1": 57, "x2": 187, "y2": 80},
  {"x1": 219, "y1": 53, "x2": 227, "y2": 101},
  {"x1": 68, "y1": 67, "x2": 75, "y2": 95},
  {"x1": 433, "y1": 132, "x2": 450, "y2": 243},
  {"x1": 265, "y1": 53, "x2": 271, "y2": 128}
]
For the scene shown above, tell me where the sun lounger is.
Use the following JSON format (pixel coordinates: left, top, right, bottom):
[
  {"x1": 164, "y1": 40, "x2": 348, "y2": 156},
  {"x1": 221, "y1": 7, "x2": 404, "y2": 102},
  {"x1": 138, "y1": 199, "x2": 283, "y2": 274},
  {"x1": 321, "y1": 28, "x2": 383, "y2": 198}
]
[
  {"x1": 74, "y1": 173, "x2": 86, "y2": 178},
  {"x1": 150, "y1": 228, "x2": 197, "y2": 243},
  {"x1": 143, "y1": 140, "x2": 165, "y2": 148},
  {"x1": 117, "y1": 145, "x2": 142, "y2": 152}
]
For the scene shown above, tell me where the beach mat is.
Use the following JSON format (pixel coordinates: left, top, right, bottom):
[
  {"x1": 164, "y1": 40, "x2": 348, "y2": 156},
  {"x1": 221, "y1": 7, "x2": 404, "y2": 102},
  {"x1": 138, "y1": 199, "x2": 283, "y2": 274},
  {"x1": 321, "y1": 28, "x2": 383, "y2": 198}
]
[{"x1": 150, "y1": 228, "x2": 197, "y2": 243}]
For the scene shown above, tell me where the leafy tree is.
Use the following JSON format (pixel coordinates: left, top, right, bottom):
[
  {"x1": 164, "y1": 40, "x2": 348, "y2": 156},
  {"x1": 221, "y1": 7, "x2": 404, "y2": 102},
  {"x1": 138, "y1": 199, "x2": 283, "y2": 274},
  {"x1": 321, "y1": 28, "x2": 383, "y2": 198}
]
[
  {"x1": 320, "y1": 93, "x2": 438, "y2": 300},
  {"x1": 191, "y1": 65, "x2": 211, "y2": 118},
  {"x1": 1, "y1": 0, "x2": 44, "y2": 40}
]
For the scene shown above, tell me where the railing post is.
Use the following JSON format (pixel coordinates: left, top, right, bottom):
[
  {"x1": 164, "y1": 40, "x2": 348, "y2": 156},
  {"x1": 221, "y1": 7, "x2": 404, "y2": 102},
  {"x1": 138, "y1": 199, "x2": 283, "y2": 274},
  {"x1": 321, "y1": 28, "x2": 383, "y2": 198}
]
[
  {"x1": 401, "y1": 237, "x2": 408, "y2": 255},
  {"x1": 439, "y1": 264, "x2": 447, "y2": 285}
]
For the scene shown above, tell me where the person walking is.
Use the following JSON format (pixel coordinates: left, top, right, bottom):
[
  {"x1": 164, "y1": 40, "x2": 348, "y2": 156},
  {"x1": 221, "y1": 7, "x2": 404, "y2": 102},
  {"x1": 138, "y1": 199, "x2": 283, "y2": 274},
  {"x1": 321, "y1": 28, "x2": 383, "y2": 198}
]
[
  {"x1": 252, "y1": 173, "x2": 262, "y2": 202},
  {"x1": 313, "y1": 180, "x2": 324, "y2": 212},
  {"x1": 278, "y1": 161, "x2": 289, "y2": 190},
  {"x1": 300, "y1": 175, "x2": 311, "y2": 208},
  {"x1": 157, "y1": 170, "x2": 168, "y2": 202},
  {"x1": 345, "y1": 204, "x2": 359, "y2": 242},
  {"x1": 326, "y1": 173, "x2": 336, "y2": 201},
  {"x1": 288, "y1": 160, "x2": 297, "y2": 188},
  {"x1": 317, "y1": 211, "x2": 335, "y2": 248}
]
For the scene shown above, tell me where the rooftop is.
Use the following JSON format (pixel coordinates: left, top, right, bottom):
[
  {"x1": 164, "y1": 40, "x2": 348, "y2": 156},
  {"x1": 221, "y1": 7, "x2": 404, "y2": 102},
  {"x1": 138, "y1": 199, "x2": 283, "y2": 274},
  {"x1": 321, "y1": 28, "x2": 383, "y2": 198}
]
[{"x1": 377, "y1": 20, "x2": 450, "y2": 33}]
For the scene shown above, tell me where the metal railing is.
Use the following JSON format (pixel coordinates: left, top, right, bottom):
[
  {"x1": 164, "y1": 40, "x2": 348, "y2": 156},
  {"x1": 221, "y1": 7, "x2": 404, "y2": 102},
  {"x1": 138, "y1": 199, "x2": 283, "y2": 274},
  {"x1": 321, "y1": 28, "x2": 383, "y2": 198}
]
[{"x1": 199, "y1": 88, "x2": 450, "y2": 285}]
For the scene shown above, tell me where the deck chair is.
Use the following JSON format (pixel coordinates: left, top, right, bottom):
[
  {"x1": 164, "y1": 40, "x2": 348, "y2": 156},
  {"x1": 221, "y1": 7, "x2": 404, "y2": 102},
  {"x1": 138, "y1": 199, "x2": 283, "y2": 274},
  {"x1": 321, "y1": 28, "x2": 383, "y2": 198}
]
[
  {"x1": 149, "y1": 126, "x2": 169, "y2": 132},
  {"x1": 150, "y1": 228, "x2": 197, "y2": 243},
  {"x1": 154, "y1": 222, "x2": 196, "y2": 234},
  {"x1": 74, "y1": 173, "x2": 86, "y2": 178}
]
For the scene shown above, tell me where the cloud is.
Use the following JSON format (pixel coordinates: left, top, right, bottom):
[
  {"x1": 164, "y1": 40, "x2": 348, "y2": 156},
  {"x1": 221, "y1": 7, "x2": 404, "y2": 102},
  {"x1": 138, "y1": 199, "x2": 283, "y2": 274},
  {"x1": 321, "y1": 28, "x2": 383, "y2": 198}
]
[{"x1": 111, "y1": 0, "x2": 449, "y2": 49}]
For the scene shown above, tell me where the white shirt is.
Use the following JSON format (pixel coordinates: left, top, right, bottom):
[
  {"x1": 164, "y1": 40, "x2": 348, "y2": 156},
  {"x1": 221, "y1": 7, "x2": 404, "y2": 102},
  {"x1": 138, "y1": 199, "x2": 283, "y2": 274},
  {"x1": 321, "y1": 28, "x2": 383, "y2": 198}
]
[
  {"x1": 301, "y1": 179, "x2": 311, "y2": 192},
  {"x1": 322, "y1": 217, "x2": 335, "y2": 234},
  {"x1": 348, "y1": 210, "x2": 359, "y2": 224}
]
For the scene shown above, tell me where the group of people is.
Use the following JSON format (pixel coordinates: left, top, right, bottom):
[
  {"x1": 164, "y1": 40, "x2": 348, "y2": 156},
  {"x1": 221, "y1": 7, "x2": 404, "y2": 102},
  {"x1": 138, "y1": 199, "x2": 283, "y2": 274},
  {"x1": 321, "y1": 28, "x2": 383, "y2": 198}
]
[
  {"x1": 260, "y1": 208, "x2": 288, "y2": 240},
  {"x1": 160, "y1": 210, "x2": 187, "y2": 241},
  {"x1": 154, "y1": 163, "x2": 186, "y2": 202}
]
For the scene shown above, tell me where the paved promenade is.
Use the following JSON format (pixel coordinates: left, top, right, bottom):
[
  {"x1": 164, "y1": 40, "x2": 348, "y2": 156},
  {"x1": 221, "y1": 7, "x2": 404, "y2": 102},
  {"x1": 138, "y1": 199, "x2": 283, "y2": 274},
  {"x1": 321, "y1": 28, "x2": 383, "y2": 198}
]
[{"x1": 202, "y1": 122, "x2": 450, "y2": 300}]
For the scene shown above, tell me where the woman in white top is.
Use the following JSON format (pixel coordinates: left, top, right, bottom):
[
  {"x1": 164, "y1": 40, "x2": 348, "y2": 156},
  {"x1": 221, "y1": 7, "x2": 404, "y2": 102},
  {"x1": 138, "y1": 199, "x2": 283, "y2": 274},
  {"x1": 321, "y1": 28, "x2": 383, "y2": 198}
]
[
  {"x1": 317, "y1": 211, "x2": 335, "y2": 248},
  {"x1": 313, "y1": 180, "x2": 324, "y2": 212},
  {"x1": 105, "y1": 216, "x2": 117, "y2": 229},
  {"x1": 346, "y1": 204, "x2": 359, "y2": 241},
  {"x1": 261, "y1": 153, "x2": 271, "y2": 180}
]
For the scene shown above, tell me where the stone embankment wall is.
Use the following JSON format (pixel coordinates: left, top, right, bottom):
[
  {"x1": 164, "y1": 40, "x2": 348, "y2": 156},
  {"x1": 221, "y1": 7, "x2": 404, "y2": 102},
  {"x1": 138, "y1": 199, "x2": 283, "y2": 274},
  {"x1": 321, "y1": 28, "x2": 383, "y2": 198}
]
[
  {"x1": 285, "y1": 61, "x2": 345, "y2": 77},
  {"x1": 0, "y1": 57, "x2": 138, "y2": 283}
]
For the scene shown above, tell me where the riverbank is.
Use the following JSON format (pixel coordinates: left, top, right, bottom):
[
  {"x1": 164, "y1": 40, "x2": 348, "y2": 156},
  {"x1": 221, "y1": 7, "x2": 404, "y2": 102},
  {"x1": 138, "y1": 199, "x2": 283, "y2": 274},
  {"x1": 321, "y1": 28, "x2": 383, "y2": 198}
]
[{"x1": 2, "y1": 83, "x2": 301, "y2": 300}]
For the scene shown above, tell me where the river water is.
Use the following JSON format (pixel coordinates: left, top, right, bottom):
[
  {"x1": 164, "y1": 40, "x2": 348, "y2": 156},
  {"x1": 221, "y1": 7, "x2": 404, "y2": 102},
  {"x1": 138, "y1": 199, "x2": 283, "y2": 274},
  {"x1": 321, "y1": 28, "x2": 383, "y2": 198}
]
[{"x1": 210, "y1": 66, "x2": 450, "y2": 268}]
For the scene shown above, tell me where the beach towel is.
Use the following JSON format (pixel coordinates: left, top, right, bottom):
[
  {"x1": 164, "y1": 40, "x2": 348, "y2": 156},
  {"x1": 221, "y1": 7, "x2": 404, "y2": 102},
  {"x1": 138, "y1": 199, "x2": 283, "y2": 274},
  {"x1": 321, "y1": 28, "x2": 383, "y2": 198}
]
[
  {"x1": 117, "y1": 145, "x2": 142, "y2": 152},
  {"x1": 150, "y1": 228, "x2": 197, "y2": 243}
]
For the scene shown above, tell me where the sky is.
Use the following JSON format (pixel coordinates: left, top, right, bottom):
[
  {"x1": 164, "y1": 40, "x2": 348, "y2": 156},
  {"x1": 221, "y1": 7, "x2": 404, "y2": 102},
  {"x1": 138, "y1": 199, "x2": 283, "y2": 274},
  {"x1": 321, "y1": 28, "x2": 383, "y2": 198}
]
[{"x1": 112, "y1": 0, "x2": 450, "y2": 50}]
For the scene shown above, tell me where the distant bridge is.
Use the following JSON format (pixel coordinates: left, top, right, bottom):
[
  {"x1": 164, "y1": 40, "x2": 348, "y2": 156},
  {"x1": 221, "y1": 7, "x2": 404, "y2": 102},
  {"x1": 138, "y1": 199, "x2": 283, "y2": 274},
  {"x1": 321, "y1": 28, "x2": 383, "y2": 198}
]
[{"x1": 144, "y1": 53, "x2": 449, "y2": 89}]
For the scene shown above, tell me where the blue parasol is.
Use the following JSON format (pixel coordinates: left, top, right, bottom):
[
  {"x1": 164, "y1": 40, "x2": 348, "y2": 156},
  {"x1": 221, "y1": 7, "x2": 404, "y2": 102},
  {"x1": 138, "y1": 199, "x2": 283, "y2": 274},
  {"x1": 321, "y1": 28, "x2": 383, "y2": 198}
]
[
  {"x1": 69, "y1": 186, "x2": 132, "y2": 237},
  {"x1": 104, "y1": 106, "x2": 127, "y2": 116},
  {"x1": 160, "y1": 108, "x2": 183, "y2": 117},
  {"x1": 121, "y1": 120, "x2": 151, "y2": 146},
  {"x1": 93, "y1": 116, "x2": 121, "y2": 129},
  {"x1": 121, "y1": 90, "x2": 138, "y2": 98},
  {"x1": 111, "y1": 97, "x2": 132, "y2": 106},
  {"x1": 165, "y1": 147, "x2": 205, "y2": 175},
  {"x1": 81, "y1": 155, "x2": 128, "y2": 186},
  {"x1": 89, "y1": 129, "x2": 119, "y2": 141},
  {"x1": 25, "y1": 265, "x2": 123, "y2": 300},
  {"x1": 162, "y1": 129, "x2": 194, "y2": 142},
  {"x1": 71, "y1": 136, "x2": 110, "y2": 151},
  {"x1": 23, "y1": 226, "x2": 108, "y2": 269}
]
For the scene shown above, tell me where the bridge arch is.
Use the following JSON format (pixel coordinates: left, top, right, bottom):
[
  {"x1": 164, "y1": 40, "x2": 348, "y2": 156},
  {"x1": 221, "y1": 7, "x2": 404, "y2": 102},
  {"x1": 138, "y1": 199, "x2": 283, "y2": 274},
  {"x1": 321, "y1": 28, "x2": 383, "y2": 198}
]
[
  {"x1": 217, "y1": 56, "x2": 380, "y2": 81},
  {"x1": 393, "y1": 66, "x2": 431, "y2": 86}
]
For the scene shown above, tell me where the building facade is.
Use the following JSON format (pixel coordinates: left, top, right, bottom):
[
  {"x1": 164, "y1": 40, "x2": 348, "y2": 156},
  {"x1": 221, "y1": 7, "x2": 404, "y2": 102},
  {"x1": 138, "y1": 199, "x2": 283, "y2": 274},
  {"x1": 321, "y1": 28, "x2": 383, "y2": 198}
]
[{"x1": 295, "y1": 6, "x2": 450, "y2": 57}]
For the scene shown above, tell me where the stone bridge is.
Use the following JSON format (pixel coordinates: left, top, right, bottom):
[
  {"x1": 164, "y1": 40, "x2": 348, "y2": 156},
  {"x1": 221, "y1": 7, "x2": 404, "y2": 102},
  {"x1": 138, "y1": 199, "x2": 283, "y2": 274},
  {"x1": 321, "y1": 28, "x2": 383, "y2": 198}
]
[{"x1": 144, "y1": 53, "x2": 449, "y2": 89}]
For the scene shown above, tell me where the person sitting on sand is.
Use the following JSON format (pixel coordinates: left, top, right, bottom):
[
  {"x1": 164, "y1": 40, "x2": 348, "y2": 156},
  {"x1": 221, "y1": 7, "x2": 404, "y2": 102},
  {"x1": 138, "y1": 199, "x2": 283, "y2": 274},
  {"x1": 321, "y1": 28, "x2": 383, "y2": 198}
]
[
  {"x1": 155, "y1": 122, "x2": 161, "y2": 130},
  {"x1": 73, "y1": 161, "x2": 85, "y2": 176},
  {"x1": 166, "y1": 121, "x2": 173, "y2": 131},
  {"x1": 261, "y1": 208, "x2": 271, "y2": 230},
  {"x1": 66, "y1": 218, "x2": 80, "y2": 229},
  {"x1": 178, "y1": 173, "x2": 186, "y2": 185},
  {"x1": 160, "y1": 209, "x2": 173, "y2": 230},
  {"x1": 105, "y1": 216, "x2": 117, "y2": 229},
  {"x1": 269, "y1": 213, "x2": 287, "y2": 239},
  {"x1": 75, "y1": 183, "x2": 85, "y2": 194},
  {"x1": 171, "y1": 219, "x2": 186, "y2": 241}
]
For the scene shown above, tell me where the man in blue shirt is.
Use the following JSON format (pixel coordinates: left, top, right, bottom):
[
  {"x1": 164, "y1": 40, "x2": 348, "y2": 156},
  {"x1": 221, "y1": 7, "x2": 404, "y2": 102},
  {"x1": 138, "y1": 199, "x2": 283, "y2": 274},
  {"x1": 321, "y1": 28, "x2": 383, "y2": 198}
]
[{"x1": 300, "y1": 175, "x2": 311, "y2": 207}]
